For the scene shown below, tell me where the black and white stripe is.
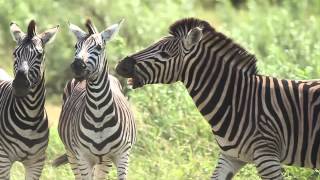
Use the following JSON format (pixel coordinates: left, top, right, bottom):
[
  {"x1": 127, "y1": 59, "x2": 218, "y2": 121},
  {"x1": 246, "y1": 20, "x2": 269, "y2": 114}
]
[
  {"x1": 0, "y1": 20, "x2": 58, "y2": 179},
  {"x1": 116, "y1": 18, "x2": 320, "y2": 180},
  {"x1": 55, "y1": 19, "x2": 136, "y2": 180}
]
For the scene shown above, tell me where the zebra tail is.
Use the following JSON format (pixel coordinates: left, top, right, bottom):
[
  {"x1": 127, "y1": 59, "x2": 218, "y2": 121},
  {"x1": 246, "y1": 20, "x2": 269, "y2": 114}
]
[{"x1": 52, "y1": 154, "x2": 69, "y2": 167}]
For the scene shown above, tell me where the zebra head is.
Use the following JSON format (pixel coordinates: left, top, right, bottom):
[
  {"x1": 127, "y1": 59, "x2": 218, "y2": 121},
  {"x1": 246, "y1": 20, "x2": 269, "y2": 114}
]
[
  {"x1": 69, "y1": 19, "x2": 123, "y2": 81},
  {"x1": 116, "y1": 18, "x2": 212, "y2": 88},
  {"x1": 10, "y1": 20, "x2": 59, "y2": 97}
]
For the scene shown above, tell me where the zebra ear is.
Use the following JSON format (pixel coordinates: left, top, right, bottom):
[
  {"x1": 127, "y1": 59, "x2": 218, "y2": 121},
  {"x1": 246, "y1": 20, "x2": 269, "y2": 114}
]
[
  {"x1": 100, "y1": 19, "x2": 124, "y2": 43},
  {"x1": 39, "y1": 25, "x2": 60, "y2": 45},
  {"x1": 185, "y1": 27, "x2": 203, "y2": 48},
  {"x1": 69, "y1": 22, "x2": 87, "y2": 40},
  {"x1": 10, "y1": 22, "x2": 25, "y2": 43}
]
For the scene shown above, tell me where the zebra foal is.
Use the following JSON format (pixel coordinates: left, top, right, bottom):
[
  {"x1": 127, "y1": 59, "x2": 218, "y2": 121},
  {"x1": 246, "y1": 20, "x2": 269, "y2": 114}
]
[
  {"x1": 116, "y1": 18, "x2": 320, "y2": 179},
  {"x1": 0, "y1": 20, "x2": 59, "y2": 179},
  {"x1": 53, "y1": 19, "x2": 136, "y2": 180}
]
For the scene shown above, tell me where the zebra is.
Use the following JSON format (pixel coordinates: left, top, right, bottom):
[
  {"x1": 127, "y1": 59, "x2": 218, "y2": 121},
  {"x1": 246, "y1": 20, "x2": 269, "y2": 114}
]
[
  {"x1": 116, "y1": 17, "x2": 320, "y2": 179},
  {"x1": 53, "y1": 19, "x2": 136, "y2": 180},
  {"x1": 0, "y1": 20, "x2": 59, "y2": 179},
  {"x1": 0, "y1": 68, "x2": 12, "y2": 80}
]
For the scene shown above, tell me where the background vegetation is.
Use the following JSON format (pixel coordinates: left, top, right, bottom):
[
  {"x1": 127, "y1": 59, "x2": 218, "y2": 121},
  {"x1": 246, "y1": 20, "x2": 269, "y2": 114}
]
[{"x1": 0, "y1": 0, "x2": 319, "y2": 179}]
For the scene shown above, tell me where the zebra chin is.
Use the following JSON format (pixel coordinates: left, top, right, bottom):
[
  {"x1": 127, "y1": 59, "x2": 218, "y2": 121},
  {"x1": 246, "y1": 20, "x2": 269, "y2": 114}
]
[
  {"x1": 73, "y1": 75, "x2": 86, "y2": 81},
  {"x1": 12, "y1": 79, "x2": 31, "y2": 97},
  {"x1": 72, "y1": 71, "x2": 88, "y2": 81},
  {"x1": 128, "y1": 76, "x2": 144, "y2": 89},
  {"x1": 12, "y1": 86, "x2": 31, "y2": 97}
]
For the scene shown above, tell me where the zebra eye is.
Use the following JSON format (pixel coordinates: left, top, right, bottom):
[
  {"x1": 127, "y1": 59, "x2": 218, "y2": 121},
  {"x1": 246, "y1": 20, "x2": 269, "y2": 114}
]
[
  {"x1": 36, "y1": 53, "x2": 43, "y2": 59},
  {"x1": 159, "y1": 52, "x2": 170, "y2": 59},
  {"x1": 96, "y1": 44, "x2": 102, "y2": 51}
]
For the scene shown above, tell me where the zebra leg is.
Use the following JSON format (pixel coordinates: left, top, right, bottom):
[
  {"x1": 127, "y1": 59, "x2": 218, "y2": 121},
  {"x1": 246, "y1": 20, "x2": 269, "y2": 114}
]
[
  {"x1": 253, "y1": 146, "x2": 283, "y2": 180},
  {"x1": 114, "y1": 152, "x2": 130, "y2": 180},
  {"x1": 23, "y1": 153, "x2": 46, "y2": 180},
  {"x1": 93, "y1": 159, "x2": 113, "y2": 180},
  {"x1": 211, "y1": 153, "x2": 246, "y2": 180},
  {"x1": 0, "y1": 151, "x2": 12, "y2": 180},
  {"x1": 67, "y1": 153, "x2": 82, "y2": 180},
  {"x1": 77, "y1": 159, "x2": 94, "y2": 180}
]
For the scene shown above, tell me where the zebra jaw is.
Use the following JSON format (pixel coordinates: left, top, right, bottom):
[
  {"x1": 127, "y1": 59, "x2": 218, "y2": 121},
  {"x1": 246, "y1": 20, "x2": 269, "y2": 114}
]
[
  {"x1": 126, "y1": 76, "x2": 144, "y2": 89},
  {"x1": 128, "y1": 78, "x2": 133, "y2": 84},
  {"x1": 127, "y1": 78, "x2": 133, "y2": 88},
  {"x1": 12, "y1": 87, "x2": 30, "y2": 97}
]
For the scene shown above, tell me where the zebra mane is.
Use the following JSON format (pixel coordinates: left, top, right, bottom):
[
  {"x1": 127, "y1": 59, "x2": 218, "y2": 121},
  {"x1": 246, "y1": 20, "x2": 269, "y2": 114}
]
[
  {"x1": 169, "y1": 18, "x2": 214, "y2": 37},
  {"x1": 216, "y1": 32, "x2": 258, "y2": 75},
  {"x1": 27, "y1": 20, "x2": 37, "y2": 39},
  {"x1": 85, "y1": 19, "x2": 98, "y2": 34},
  {"x1": 169, "y1": 18, "x2": 258, "y2": 75}
]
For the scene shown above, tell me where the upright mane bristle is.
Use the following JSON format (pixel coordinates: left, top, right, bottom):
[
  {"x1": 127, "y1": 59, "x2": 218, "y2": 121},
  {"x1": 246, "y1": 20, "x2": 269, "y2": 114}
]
[
  {"x1": 169, "y1": 18, "x2": 258, "y2": 75},
  {"x1": 27, "y1": 20, "x2": 37, "y2": 38},
  {"x1": 85, "y1": 19, "x2": 98, "y2": 34},
  {"x1": 169, "y1": 17, "x2": 215, "y2": 37}
]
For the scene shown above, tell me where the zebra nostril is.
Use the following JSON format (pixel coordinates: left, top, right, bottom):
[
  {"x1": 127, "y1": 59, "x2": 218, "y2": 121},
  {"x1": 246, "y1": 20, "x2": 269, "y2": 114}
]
[
  {"x1": 71, "y1": 60, "x2": 87, "y2": 71},
  {"x1": 13, "y1": 70, "x2": 30, "y2": 89}
]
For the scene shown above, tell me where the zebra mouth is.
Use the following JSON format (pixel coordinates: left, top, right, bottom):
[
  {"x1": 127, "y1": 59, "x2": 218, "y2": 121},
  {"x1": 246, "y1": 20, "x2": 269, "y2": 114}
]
[
  {"x1": 127, "y1": 76, "x2": 143, "y2": 89},
  {"x1": 72, "y1": 70, "x2": 89, "y2": 81},
  {"x1": 74, "y1": 74, "x2": 86, "y2": 81},
  {"x1": 12, "y1": 87, "x2": 30, "y2": 97},
  {"x1": 12, "y1": 74, "x2": 31, "y2": 97}
]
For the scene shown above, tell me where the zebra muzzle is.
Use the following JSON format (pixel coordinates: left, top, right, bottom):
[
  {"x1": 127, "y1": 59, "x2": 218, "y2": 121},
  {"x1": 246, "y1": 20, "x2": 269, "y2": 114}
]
[
  {"x1": 70, "y1": 59, "x2": 87, "y2": 79},
  {"x1": 12, "y1": 70, "x2": 31, "y2": 97},
  {"x1": 116, "y1": 56, "x2": 136, "y2": 78}
]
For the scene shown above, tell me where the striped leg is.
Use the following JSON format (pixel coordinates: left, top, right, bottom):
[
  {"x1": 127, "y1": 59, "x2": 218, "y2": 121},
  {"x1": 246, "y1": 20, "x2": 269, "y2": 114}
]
[
  {"x1": 93, "y1": 159, "x2": 113, "y2": 180},
  {"x1": 0, "y1": 150, "x2": 11, "y2": 180},
  {"x1": 253, "y1": 145, "x2": 283, "y2": 180},
  {"x1": 67, "y1": 153, "x2": 82, "y2": 180},
  {"x1": 115, "y1": 152, "x2": 130, "y2": 180},
  {"x1": 77, "y1": 159, "x2": 94, "y2": 180},
  {"x1": 24, "y1": 153, "x2": 46, "y2": 180},
  {"x1": 211, "y1": 153, "x2": 246, "y2": 180}
]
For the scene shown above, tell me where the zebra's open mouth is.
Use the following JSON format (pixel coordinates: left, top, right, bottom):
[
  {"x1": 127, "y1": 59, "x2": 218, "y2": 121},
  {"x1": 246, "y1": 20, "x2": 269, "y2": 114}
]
[{"x1": 127, "y1": 76, "x2": 143, "y2": 89}]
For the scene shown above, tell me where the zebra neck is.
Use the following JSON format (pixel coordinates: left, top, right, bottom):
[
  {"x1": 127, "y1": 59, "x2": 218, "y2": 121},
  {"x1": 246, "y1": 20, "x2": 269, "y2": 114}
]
[
  {"x1": 84, "y1": 61, "x2": 116, "y2": 124},
  {"x1": 12, "y1": 77, "x2": 46, "y2": 120},
  {"x1": 185, "y1": 70, "x2": 255, "y2": 132},
  {"x1": 181, "y1": 33, "x2": 257, "y2": 133}
]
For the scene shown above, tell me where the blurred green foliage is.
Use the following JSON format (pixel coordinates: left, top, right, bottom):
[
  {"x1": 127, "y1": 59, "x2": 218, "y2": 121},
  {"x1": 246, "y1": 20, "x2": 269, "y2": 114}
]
[
  {"x1": 1, "y1": 0, "x2": 320, "y2": 179},
  {"x1": 0, "y1": 0, "x2": 196, "y2": 96}
]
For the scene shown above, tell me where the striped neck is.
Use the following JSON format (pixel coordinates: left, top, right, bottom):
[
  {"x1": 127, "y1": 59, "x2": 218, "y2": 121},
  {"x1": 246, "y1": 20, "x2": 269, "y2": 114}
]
[
  {"x1": 84, "y1": 57, "x2": 116, "y2": 125},
  {"x1": 181, "y1": 32, "x2": 257, "y2": 133},
  {"x1": 12, "y1": 75, "x2": 46, "y2": 120}
]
